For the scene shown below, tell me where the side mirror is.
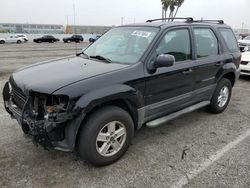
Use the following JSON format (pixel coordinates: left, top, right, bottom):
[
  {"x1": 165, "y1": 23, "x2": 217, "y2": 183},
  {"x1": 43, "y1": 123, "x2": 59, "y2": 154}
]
[{"x1": 154, "y1": 54, "x2": 175, "y2": 68}]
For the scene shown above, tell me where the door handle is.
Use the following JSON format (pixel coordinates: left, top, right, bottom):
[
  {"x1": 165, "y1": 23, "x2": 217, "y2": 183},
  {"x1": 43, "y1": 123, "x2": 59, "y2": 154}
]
[
  {"x1": 215, "y1": 62, "x2": 224, "y2": 66},
  {"x1": 182, "y1": 68, "x2": 193, "y2": 75}
]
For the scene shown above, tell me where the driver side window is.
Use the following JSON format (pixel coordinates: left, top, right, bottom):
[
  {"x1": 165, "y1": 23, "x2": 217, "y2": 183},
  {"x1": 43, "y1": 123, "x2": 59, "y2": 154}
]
[{"x1": 156, "y1": 29, "x2": 191, "y2": 62}]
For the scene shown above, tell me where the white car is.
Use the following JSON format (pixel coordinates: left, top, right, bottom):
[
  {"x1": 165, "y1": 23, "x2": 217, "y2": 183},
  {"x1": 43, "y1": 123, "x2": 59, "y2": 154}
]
[
  {"x1": 1, "y1": 36, "x2": 25, "y2": 44},
  {"x1": 15, "y1": 34, "x2": 28, "y2": 42},
  {"x1": 238, "y1": 36, "x2": 250, "y2": 52},
  {"x1": 240, "y1": 51, "x2": 250, "y2": 76}
]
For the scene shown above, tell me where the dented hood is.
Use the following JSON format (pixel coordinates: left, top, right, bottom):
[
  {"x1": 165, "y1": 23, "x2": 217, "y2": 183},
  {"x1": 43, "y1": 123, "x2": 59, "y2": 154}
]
[{"x1": 12, "y1": 56, "x2": 129, "y2": 94}]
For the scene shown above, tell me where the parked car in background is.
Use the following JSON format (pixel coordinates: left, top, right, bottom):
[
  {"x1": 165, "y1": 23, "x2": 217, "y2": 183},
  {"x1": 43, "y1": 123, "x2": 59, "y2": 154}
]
[
  {"x1": 15, "y1": 34, "x2": 28, "y2": 42},
  {"x1": 0, "y1": 36, "x2": 24, "y2": 44},
  {"x1": 240, "y1": 51, "x2": 250, "y2": 76},
  {"x1": 33, "y1": 35, "x2": 60, "y2": 43},
  {"x1": 238, "y1": 36, "x2": 250, "y2": 52},
  {"x1": 89, "y1": 35, "x2": 101, "y2": 43},
  {"x1": 63, "y1": 35, "x2": 83, "y2": 43}
]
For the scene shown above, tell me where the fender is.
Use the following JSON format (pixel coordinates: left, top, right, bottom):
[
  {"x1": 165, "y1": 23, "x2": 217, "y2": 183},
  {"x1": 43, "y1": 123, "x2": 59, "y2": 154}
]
[
  {"x1": 74, "y1": 84, "x2": 144, "y2": 112},
  {"x1": 215, "y1": 62, "x2": 237, "y2": 85},
  {"x1": 55, "y1": 84, "x2": 145, "y2": 151}
]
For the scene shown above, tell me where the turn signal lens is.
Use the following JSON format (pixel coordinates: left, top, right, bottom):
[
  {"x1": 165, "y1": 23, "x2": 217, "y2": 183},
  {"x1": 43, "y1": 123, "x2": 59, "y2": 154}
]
[{"x1": 47, "y1": 106, "x2": 55, "y2": 113}]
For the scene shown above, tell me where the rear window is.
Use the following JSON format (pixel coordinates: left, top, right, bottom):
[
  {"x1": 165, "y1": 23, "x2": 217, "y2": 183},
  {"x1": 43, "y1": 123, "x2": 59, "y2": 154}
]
[{"x1": 219, "y1": 28, "x2": 239, "y2": 52}]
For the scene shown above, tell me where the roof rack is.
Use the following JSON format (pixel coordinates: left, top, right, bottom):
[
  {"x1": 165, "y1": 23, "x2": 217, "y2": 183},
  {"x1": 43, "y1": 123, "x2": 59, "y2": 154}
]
[
  {"x1": 193, "y1": 20, "x2": 224, "y2": 24},
  {"x1": 146, "y1": 17, "x2": 194, "y2": 23}
]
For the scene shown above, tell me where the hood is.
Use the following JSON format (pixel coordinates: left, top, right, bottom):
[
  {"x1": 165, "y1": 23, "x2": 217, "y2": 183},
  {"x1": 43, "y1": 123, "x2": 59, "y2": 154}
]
[
  {"x1": 12, "y1": 56, "x2": 129, "y2": 94},
  {"x1": 238, "y1": 39, "x2": 250, "y2": 44}
]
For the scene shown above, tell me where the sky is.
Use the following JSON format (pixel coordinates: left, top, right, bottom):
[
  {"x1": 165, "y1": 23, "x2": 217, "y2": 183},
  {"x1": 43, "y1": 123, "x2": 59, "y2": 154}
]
[{"x1": 1, "y1": 0, "x2": 249, "y2": 29}]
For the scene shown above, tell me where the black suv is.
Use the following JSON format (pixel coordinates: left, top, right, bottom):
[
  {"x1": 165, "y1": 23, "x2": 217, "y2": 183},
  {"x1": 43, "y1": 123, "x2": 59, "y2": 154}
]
[
  {"x1": 3, "y1": 18, "x2": 241, "y2": 166},
  {"x1": 33, "y1": 35, "x2": 60, "y2": 43},
  {"x1": 63, "y1": 35, "x2": 84, "y2": 43}
]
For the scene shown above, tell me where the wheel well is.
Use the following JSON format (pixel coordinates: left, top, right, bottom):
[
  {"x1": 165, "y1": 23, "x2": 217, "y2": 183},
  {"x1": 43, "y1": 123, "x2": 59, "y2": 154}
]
[
  {"x1": 222, "y1": 72, "x2": 236, "y2": 86},
  {"x1": 85, "y1": 99, "x2": 138, "y2": 130}
]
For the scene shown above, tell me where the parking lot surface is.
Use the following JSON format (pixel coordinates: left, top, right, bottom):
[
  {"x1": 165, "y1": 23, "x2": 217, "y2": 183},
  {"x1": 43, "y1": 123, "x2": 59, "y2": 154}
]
[{"x1": 0, "y1": 43, "x2": 250, "y2": 188}]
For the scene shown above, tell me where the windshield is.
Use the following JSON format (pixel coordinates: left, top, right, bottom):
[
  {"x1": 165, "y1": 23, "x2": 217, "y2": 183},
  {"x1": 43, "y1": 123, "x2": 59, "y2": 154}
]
[{"x1": 83, "y1": 27, "x2": 159, "y2": 64}]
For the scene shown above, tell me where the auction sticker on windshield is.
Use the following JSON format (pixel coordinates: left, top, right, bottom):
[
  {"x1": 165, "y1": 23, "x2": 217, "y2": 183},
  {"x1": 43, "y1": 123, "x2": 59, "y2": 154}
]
[{"x1": 132, "y1": 31, "x2": 151, "y2": 38}]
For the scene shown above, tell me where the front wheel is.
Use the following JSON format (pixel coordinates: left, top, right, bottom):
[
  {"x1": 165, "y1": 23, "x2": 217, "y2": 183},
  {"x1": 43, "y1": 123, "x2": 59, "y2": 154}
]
[
  {"x1": 0, "y1": 40, "x2": 5, "y2": 44},
  {"x1": 78, "y1": 106, "x2": 134, "y2": 166},
  {"x1": 207, "y1": 78, "x2": 232, "y2": 113},
  {"x1": 16, "y1": 40, "x2": 21, "y2": 44}
]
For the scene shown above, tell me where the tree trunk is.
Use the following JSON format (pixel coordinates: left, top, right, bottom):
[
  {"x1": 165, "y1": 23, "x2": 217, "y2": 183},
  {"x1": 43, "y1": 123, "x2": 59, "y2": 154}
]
[
  {"x1": 173, "y1": 7, "x2": 180, "y2": 18},
  {"x1": 168, "y1": 11, "x2": 172, "y2": 22}
]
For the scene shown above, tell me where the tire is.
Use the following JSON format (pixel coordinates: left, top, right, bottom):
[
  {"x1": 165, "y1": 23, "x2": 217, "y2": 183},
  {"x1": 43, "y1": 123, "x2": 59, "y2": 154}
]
[
  {"x1": 78, "y1": 106, "x2": 134, "y2": 166},
  {"x1": 17, "y1": 40, "x2": 21, "y2": 44},
  {"x1": 207, "y1": 78, "x2": 232, "y2": 114},
  {"x1": 0, "y1": 40, "x2": 5, "y2": 44},
  {"x1": 38, "y1": 40, "x2": 42, "y2": 43}
]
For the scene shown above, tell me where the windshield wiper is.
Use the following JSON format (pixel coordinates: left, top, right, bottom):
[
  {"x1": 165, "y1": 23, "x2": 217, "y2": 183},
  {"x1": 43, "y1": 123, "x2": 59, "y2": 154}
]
[
  {"x1": 89, "y1": 55, "x2": 112, "y2": 63},
  {"x1": 76, "y1": 51, "x2": 89, "y2": 59}
]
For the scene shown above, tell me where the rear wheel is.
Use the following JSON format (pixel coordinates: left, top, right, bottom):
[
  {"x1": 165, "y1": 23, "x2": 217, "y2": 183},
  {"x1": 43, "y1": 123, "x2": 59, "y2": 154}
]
[
  {"x1": 207, "y1": 78, "x2": 232, "y2": 113},
  {"x1": 78, "y1": 106, "x2": 134, "y2": 166},
  {"x1": 0, "y1": 40, "x2": 5, "y2": 44},
  {"x1": 16, "y1": 40, "x2": 21, "y2": 44}
]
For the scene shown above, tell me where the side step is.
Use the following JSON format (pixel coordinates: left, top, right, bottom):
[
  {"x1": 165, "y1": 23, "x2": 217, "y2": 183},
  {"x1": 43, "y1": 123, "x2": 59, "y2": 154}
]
[{"x1": 146, "y1": 101, "x2": 210, "y2": 128}]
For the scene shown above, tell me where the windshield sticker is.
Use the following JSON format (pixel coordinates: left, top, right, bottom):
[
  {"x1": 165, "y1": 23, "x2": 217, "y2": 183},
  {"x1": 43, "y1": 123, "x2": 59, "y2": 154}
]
[{"x1": 132, "y1": 31, "x2": 151, "y2": 38}]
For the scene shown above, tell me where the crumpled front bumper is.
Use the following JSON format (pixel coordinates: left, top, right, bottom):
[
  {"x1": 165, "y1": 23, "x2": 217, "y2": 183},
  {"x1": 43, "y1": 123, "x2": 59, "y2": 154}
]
[{"x1": 2, "y1": 81, "x2": 83, "y2": 151}]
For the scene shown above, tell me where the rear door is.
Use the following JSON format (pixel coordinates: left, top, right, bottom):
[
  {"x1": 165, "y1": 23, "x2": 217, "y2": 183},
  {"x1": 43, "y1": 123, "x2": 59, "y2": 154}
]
[
  {"x1": 192, "y1": 27, "x2": 225, "y2": 102},
  {"x1": 144, "y1": 27, "x2": 196, "y2": 120}
]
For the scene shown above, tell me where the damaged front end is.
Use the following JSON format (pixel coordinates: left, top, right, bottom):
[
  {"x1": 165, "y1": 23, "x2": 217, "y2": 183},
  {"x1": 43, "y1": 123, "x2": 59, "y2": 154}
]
[{"x1": 3, "y1": 78, "x2": 79, "y2": 150}]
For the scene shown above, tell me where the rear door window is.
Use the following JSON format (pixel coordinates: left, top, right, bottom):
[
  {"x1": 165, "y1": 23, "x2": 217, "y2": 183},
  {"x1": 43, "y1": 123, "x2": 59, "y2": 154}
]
[
  {"x1": 194, "y1": 28, "x2": 219, "y2": 58},
  {"x1": 219, "y1": 28, "x2": 239, "y2": 52}
]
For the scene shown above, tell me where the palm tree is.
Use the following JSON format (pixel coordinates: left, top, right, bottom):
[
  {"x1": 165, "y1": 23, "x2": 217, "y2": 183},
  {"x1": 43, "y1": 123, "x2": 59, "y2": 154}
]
[
  {"x1": 161, "y1": 0, "x2": 185, "y2": 21},
  {"x1": 173, "y1": 0, "x2": 185, "y2": 18},
  {"x1": 161, "y1": 0, "x2": 171, "y2": 20}
]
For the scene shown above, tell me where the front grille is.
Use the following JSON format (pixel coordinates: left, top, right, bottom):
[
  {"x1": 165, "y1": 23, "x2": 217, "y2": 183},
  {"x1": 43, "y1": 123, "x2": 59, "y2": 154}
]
[
  {"x1": 241, "y1": 70, "x2": 250, "y2": 74},
  {"x1": 12, "y1": 89, "x2": 27, "y2": 109},
  {"x1": 9, "y1": 77, "x2": 27, "y2": 109},
  {"x1": 241, "y1": 61, "x2": 249, "y2": 65},
  {"x1": 239, "y1": 43, "x2": 248, "y2": 47}
]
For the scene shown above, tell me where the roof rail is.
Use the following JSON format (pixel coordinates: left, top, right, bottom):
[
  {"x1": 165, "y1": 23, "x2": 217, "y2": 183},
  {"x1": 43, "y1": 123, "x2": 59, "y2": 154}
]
[
  {"x1": 146, "y1": 17, "x2": 194, "y2": 23},
  {"x1": 193, "y1": 20, "x2": 224, "y2": 24}
]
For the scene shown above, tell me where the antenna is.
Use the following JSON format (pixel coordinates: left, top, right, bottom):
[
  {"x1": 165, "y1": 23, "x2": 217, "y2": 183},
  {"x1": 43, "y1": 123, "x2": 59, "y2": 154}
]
[{"x1": 73, "y1": 0, "x2": 77, "y2": 54}]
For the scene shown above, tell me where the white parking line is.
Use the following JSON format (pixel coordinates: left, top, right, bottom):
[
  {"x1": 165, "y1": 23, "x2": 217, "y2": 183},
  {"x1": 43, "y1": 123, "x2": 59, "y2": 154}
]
[{"x1": 172, "y1": 129, "x2": 250, "y2": 188}]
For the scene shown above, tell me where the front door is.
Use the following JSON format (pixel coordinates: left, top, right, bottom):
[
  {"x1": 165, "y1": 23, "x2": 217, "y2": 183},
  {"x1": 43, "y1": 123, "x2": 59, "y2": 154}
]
[{"x1": 144, "y1": 27, "x2": 196, "y2": 121}]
